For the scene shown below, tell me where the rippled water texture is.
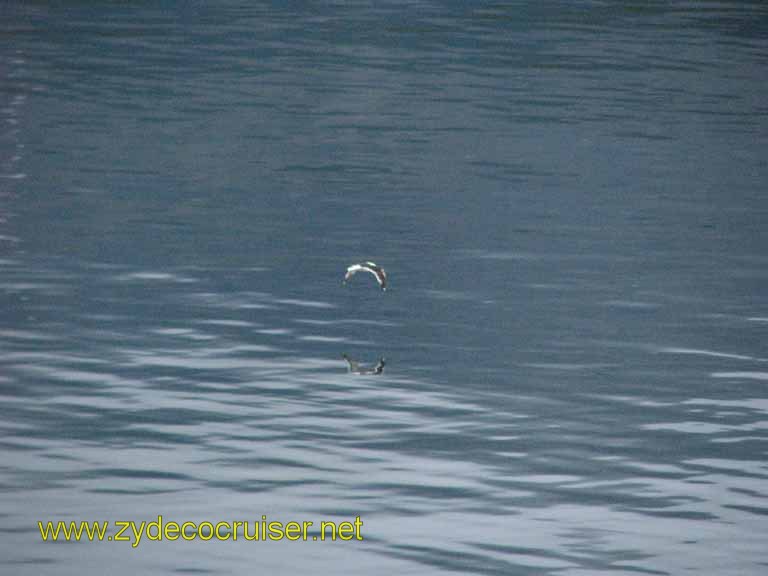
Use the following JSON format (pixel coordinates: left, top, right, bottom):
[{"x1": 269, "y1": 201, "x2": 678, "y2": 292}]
[{"x1": 2, "y1": 2, "x2": 767, "y2": 574}]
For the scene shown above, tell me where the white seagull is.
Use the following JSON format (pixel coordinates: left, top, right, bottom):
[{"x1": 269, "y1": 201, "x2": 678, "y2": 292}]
[
  {"x1": 344, "y1": 261, "x2": 387, "y2": 291},
  {"x1": 342, "y1": 354, "x2": 386, "y2": 375}
]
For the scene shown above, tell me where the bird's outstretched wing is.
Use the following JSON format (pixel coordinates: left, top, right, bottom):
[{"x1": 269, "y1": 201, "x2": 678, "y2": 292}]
[{"x1": 342, "y1": 353, "x2": 359, "y2": 373}]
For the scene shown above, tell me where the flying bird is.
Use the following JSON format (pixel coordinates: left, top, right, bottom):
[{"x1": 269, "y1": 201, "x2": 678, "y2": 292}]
[
  {"x1": 342, "y1": 354, "x2": 386, "y2": 375},
  {"x1": 344, "y1": 261, "x2": 387, "y2": 291}
]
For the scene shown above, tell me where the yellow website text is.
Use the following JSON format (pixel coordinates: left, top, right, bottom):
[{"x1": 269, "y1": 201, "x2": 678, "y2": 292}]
[{"x1": 38, "y1": 515, "x2": 364, "y2": 548}]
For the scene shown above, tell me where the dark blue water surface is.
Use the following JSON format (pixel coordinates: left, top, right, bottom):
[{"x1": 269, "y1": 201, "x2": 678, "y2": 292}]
[{"x1": 2, "y1": 2, "x2": 768, "y2": 574}]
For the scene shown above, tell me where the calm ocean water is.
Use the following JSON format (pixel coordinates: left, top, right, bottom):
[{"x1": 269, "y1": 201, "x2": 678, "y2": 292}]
[{"x1": 2, "y1": 1, "x2": 767, "y2": 574}]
